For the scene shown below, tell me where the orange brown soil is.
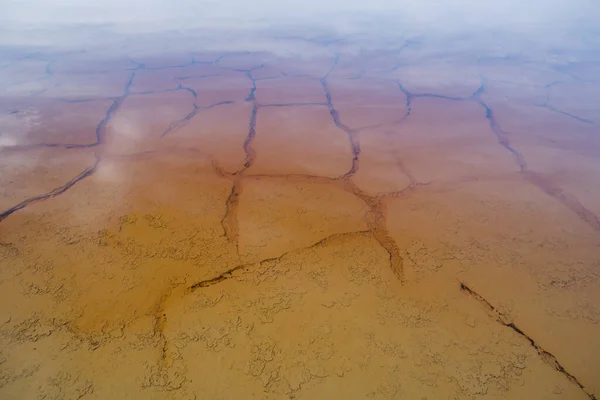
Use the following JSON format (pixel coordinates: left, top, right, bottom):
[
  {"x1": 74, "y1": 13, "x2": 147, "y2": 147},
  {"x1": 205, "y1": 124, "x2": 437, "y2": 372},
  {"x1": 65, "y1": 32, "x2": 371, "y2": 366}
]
[{"x1": 0, "y1": 44, "x2": 599, "y2": 400}]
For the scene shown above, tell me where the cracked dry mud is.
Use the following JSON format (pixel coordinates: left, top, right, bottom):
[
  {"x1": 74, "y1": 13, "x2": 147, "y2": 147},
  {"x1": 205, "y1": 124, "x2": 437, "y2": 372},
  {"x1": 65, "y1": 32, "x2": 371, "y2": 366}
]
[{"x1": 1, "y1": 28, "x2": 600, "y2": 400}]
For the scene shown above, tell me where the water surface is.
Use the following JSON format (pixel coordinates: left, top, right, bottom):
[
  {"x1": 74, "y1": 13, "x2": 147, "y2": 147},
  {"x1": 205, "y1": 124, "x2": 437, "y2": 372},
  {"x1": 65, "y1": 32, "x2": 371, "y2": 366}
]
[{"x1": 1, "y1": 1, "x2": 600, "y2": 398}]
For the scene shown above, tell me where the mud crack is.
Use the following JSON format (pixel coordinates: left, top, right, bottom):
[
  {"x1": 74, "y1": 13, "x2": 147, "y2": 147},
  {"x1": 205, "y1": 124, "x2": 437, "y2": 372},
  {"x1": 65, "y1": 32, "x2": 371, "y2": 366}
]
[
  {"x1": 477, "y1": 95, "x2": 600, "y2": 233},
  {"x1": 319, "y1": 79, "x2": 360, "y2": 178},
  {"x1": 460, "y1": 282, "x2": 597, "y2": 399},
  {"x1": 159, "y1": 85, "x2": 234, "y2": 138},
  {"x1": 395, "y1": 70, "x2": 600, "y2": 234},
  {"x1": 0, "y1": 160, "x2": 99, "y2": 223},
  {"x1": 188, "y1": 230, "x2": 372, "y2": 292},
  {"x1": 151, "y1": 230, "x2": 375, "y2": 377},
  {"x1": 363, "y1": 196, "x2": 405, "y2": 282},
  {"x1": 0, "y1": 69, "x2": 136, "y2": 223},
  {"x1": 220, "y1": 76, "x2": 260, "y2": 250}
]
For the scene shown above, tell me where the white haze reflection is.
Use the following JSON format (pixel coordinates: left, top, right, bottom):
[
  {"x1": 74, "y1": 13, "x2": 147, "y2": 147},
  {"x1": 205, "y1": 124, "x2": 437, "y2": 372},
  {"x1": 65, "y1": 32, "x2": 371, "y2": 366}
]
[{"x1": 1, "y1": 0, "x2": 599, "y2": 60}]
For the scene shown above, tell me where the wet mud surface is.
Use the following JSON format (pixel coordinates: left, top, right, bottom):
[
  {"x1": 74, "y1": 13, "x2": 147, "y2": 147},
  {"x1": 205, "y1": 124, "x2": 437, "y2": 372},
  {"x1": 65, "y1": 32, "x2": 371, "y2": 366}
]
[{"x1": 1, "y1": 28, "x2": 600, "y2": 399}]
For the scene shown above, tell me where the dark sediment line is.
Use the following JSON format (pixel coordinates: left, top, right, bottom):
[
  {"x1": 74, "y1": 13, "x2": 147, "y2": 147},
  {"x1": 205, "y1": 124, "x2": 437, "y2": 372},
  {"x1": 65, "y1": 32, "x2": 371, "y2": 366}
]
[
  {"x1": 540, "y1": 104, "x2": 594, "y2": 125},
  {"x1": 476, "y1": 98, "x2": 527, "y2": 171},
  {"x1": 544, "y1": 80, "x2": 565, "y2": 89},
  {"x1": 188, "y1": 230, "x2": 371, "y2": 291},
  {"x1": 213, "y1": 52, "x2": 261, "y2": 70},
  {"x1": 346, "y1": 71, "x2": 365, "y2": 80},
  {"x1": 324, "y1": 53, "x2": 340, "y2": 79},
  {"x1": 241, "y1": 70, "x2": 260, "y2": 169},
  {"x1": 151, "y1": 287, "x2": 174, "y2": 365},
  {"x1": 95, "y1": 100, "x2": 121, "y2": 145},
  {"x1": 553, "y1": 64, "x2": 599, "y2": 84},
  {"x1": 536, "y1": 81, "x2": 593, "y2": 125},
  {"x1": 158, "y1": 87, "x2": 201, "y2": 138},
  {"x1": 142, "y1": 61, "x2": 195, "y2": 71},
  {"x1": 395, "y1": 80, "x2": 473, "y2": 114},
  {"x1": 477, "y1": 97, "x2": 600, "y2": 232},
  {"x1": 58, "y1": 97, "x2": 120, "y2": 103},
  {"x1": 242, "y1": 63, "x2": 268, "y2": 74},
  {"x1": 242, "y1": 103, "x2": 259, "y2": 169},
  {"x1": 327, "y1": 176, "x2": 408, "y2": 283},
  {"x1": 396, "y1": 72, "x2": 600, "y2": 233},
  {"x1": 244, "y1": 71, "x2": 257, "y2": 102},
  {"x1": 254, "y1": 76, "x2": 280, "y2": 81},
  {"x1": 0, "y1": 160, "x2": 99, "y2": 223},
  {"x1": 0, "y1": 96, "x2": 121, "y2": 151},
  {"x1": 319, "y1": 79, "x2": 360, "y2": 178},
  {"x1": 126, "y1": 57, "x2": 144, "y2": 70},
  {"x1": 212, "y1": 55, "x2": 226, "y2": 65},
  {"x1": 123, "y1": 70, "x2": 136, "y2": 95},
  {"x1": 395, "y1": 82, "x2": 413, "y2": 117},
  {"x1": 363, "y1": 196, "x2": 405, "y2": 282},
  {"x1": 203, "y1": 100, "x2": 234, "y2": 110},
  {"x1": 160, "y1": 230, "x2": 374, "y2": 372},
  {"x1": 522, "y1": 172, "x2": 600, "y2": 232},
  {"x1": 470, "y1": 80, "x2": 486, "y2": 99},
  {"x1": 88, "y1": 70, "x2": 135, "y2": 146},
  {"x1": 176, "y1": 73, "x2": 220, "y2": 81},
  {"x1": 391, "y1": 151, "x2": 418, "y2": 186},
  {"x1": 220, "y1": 83, "x2": 259, "y2": 247},
  {"x1": 0, "y1": 69, "x2": 136, "y2": 222},
  {"x1": 89, "y1": 70, "x2": 135, "y2": 146},
  {"x1": 259, "y1": 102, "x2": 328, "y2": 107},
  {"x1": 394, "y1": 74, "x2": 600, "y2": 252},
  {"x1": 369, "y1": 82, "x2": 415, "y2": 184},
  {"x1": 155, "y1": 85, "x2": 233, "y2": 137},
  {"x1": 413, "y1": 92, "x2": 467, "y2": 102},
  {"x1": 460, "y1": 282, "x2": 597, "y2": 400},
  {"x1": 232, "y1": 69, "x2": 407, "y2": 283},
  {"x1": 178, "y1": 86, "x2": 197, "y2": 99},
  {"x1": 188, "y1": 263, "x2": 249, "y2": 290},
  {"x1": 388, "y1": 39, "x2": 421, "y2": 71},
  {"x1": 1, "y1": 142, "x2": 89, "y2": 151},
  {"x1": 160, "y1": 106, "x2": 199, "y2": 138},
  {"x1": 129, "y1": 88, "x2": 182, "y2": 96},
  {"x1": 220, "y1": 183, "x2": 240, "y2": 247}
]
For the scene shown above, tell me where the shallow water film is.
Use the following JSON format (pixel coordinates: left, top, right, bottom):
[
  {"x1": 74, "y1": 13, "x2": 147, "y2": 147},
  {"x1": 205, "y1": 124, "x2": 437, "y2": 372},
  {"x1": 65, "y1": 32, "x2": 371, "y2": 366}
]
[{"x1": 1, "y1": 0, "x2": 600, "y2": 398}]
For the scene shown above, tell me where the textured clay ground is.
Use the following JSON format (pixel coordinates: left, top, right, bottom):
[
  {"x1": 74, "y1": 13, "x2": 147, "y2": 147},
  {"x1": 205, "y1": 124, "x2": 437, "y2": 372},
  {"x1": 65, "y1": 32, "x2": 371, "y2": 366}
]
[{"x1": 1, "y1": 38, "x2": 600, "y2": 399}]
